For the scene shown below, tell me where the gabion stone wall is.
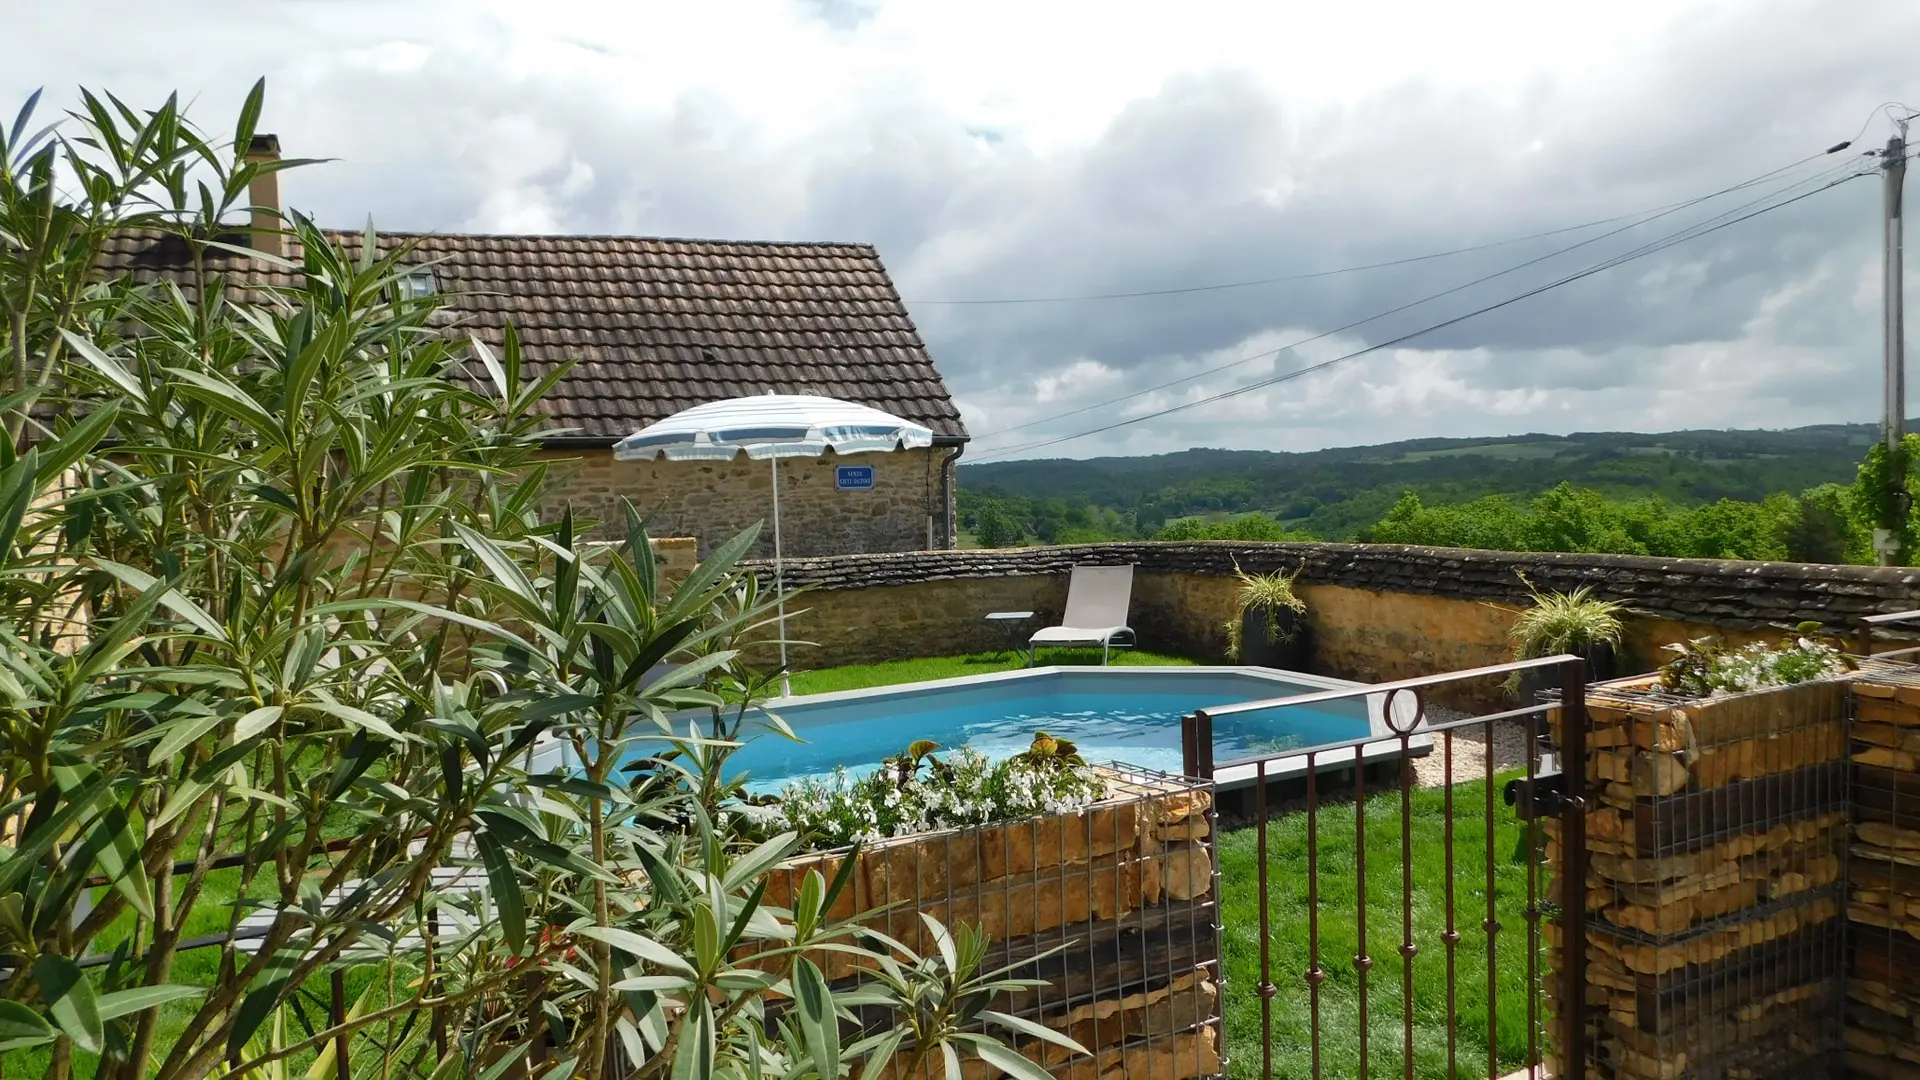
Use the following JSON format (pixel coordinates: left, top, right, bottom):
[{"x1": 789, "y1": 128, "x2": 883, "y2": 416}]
[
  {"x1": 762, "y1": 767, "x2": 1223, "y2": 1080},
  {"x1": 1550, "y1": 676, "x2": 1851, "y2": 1080},
  {"x1": 1846, "y1": 668, "x2": 1920, "y2": 1080}
]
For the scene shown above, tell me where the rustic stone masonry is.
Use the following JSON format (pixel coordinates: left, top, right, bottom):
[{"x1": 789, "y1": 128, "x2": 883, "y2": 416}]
[
  {"x1": 754, "y1": 542, "x2": 1920, "y2": 635},
  {"x1": 759, "y1": 770, "x2": 1221, "y2": 1080},
  {"x1": 740, "y1": 543, "x2": 1920, "y2": 705},
  {"x1": 1547, "y1": 676, "x2": 1852, "y2": 1080},
  {"x1": 534, "y1": 446, "x2": 950, "y2": 558},
  {"x1": 1844, "y1": 668, "x2": 1920, "y2": 1080}
]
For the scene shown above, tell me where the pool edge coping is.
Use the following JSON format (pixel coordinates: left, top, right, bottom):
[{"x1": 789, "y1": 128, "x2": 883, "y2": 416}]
[{"x1": 524, "y1": 664, "x2": 1416, "y2": 786}]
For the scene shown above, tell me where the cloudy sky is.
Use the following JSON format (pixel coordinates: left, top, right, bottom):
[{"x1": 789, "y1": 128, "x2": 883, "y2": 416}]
[{"x1": 13, "y1": 0, "x2": 1920, "y2": 459}]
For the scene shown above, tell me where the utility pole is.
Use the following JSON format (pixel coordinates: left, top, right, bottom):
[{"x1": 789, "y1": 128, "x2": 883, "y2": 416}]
[{"x1": 1879, "y1": 131, "x2": 1909, "y2": 564}]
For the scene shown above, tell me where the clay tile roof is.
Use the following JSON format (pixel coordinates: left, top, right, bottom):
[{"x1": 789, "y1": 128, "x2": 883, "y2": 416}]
[{"x1": 94, "y1": 230, "x2": 968, "y2": 443}]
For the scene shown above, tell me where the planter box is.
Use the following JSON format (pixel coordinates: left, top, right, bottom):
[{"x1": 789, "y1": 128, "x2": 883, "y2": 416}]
[
  {"x1": 760, "y1": 767, "x2": 1223, "y2": 1080},
  {"x1": 1547, "y1": 675, "x2": 1854, "y2": 1080}
]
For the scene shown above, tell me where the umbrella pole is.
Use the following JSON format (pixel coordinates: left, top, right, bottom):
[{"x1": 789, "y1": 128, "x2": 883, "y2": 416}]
[{"x1": 771, "y1": 457, "x2": 790, "y2": 697}]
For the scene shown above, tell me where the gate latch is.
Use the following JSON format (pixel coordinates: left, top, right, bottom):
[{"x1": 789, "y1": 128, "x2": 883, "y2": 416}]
[{"x1": 1504, "y1": 769, "x2": 1571, "y2": 820}]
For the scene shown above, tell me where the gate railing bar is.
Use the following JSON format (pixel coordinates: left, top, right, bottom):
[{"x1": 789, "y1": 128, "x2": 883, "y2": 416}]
[
  {"x1": 1398, "y1": 720, "x2": 1417, "y2": 1080},
  {"x1": 1307, "y1": 748, "x2": 1323, "y2": 1080},
  {"x1": 1178, "y1": 654, "x2": 1588, "y2": 1080},
  {"x1": 1858, "y1": 607, "x2": 1920, "y2": 660},
  {"x1": 1193, "y1": 698, "x2": 1560, "y2": 780},
  {"x1": 1485, "y1": 715, "x2": 1500, "y2": 1080},
  {"x1": 1193, "y1": 653, "x2": 1579, "y2": 723},
  {"x1": 1443, "y1": 727, "x2": 1459, "y2": 1080},
  {"x1": 1524, "y1": 692, "x2": 1541, "y2": 1079},
  {"x1": 1355, "y1": 747, "x2": 1370, "y2": 1080},
  {"x1": 1256, "y1": 757, "x2": 1273, "y2": 1080}
]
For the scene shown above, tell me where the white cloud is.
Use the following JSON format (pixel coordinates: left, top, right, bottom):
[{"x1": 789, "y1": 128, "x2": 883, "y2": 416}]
[{"x1": 9, "y1": 0, "x2": 1919, "y2": 458}]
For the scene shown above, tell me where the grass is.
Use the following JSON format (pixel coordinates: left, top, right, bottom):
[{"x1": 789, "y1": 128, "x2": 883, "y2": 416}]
[
  {"x1": 4, "y1": 809, "x2": 423, "y2": 1078},
  {"x1": 795, "y1": 651, "x2": 1543, "y2": 1078},
  {"x1": 1217, "y1": 776, "x2": 1539, "y2": 1080},
  {"x1": 1397, "y1": 441, "x2": 1567, "y2": 462},
  {"x1": 1, "y1": 862, "x2": 378, "y2": 1078},
  {"x1": 784, "y1": 647, "x2": 1196, "y2": 695}
]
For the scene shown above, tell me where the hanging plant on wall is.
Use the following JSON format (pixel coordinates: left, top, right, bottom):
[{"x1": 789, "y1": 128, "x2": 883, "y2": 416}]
[
  {"x1": 1510, "y1": 583, "x2": 1624, "y2": 662},
  {"x1": 1224, "y1": 562, "x2": 1310, "y2": 670},
  {"x1": 1501, "y1": 578, "x2": 1625, "y2": 704}
]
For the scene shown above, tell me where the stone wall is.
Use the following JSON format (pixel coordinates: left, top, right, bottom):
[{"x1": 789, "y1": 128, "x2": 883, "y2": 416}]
[
  {"x1": 747, "y1": 542, "x2": 1920, "y2": 694},
  {"x1": 1539, "y1": 664, "x2": 1920, "y2": 1079},
  {"x1": 533, "y1": 446, "x2": 949, "y2": 559},
  {"x1": 1844, "y1": 667, "x2": 1920, "y2": 1080},
  {"x1": 1546, "y1": 676, "x2": 1850, "y2": 1080},
  {"x1": 764, "y1": 771, "x2": 1221, "y2": 1080}
]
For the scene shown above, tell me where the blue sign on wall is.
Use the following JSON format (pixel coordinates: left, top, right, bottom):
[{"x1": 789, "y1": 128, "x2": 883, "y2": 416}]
[{"x1": 836, "y1": 465, "x2": 875, "y2": 491}]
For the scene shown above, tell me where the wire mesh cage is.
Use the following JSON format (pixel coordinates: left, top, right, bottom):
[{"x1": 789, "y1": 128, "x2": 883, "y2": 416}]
[
  {"x1": 1844, "y1": 661, "x2": 1920, "y2": 1080},
  {"x1": 1558, "y1": 673, "x2": 1852, "y2": 1080},
  {"x1": 759, "y1": 763, "x2": 1224, "y2": 1080}
]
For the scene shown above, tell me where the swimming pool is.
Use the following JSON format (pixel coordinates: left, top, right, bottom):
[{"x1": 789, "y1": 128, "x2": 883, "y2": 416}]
[{"x1": 532, "y1": 666, "x2": 1416, "y2": 793}]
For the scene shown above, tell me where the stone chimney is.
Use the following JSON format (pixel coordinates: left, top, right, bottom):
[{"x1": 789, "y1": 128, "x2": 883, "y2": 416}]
[{"x1": 244, "y1": 134, "x2": 283, "y2": 257}]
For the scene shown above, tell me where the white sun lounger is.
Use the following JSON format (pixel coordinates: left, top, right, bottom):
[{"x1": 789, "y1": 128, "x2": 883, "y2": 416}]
[{"x1": 1029, "y1": 564, "x2": 1137, "y2": 665}]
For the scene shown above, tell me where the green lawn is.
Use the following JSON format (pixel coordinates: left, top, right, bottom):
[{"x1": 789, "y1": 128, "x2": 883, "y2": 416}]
[
  {"x1": 795, "y1": 652, "x2": 1545, "y2": 1079},
  {"x1": 3, "y1": 816, "x2": 415, "y2": 1078},
  {"x1": 1217, "y1": 778, "x2": 1541, "y2": 1079},
  {"x1": 784, "y1": 647, "x2": 1196, "y2": 695}
]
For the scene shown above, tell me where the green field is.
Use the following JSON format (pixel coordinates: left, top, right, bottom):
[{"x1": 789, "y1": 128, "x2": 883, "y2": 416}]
[{"x1": 1397, "y1": 441, "x2": 1568, "y2": 461}]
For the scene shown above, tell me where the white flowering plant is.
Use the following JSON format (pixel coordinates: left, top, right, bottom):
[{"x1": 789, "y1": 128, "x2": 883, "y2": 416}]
[
  {"x1": 1659, "y1": 624, "x2": 1851, "y2": 698},
  {"x1": 779, "y1": 734, "x2": 1111, "y2": 848}
]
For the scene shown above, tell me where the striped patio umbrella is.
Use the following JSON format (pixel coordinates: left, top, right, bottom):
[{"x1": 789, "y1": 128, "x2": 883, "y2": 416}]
[{"x1": 613, "y1": 394, "x2": 935, "y2": 694}]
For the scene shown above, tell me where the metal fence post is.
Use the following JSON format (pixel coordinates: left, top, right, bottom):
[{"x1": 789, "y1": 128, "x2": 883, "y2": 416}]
[
  {"x1": 1559, "y1": 656, "x2": 1590, "y2": 1076},
  {"x1": 1182, "y1": 711, "x2": 1216, "y2": 780}
]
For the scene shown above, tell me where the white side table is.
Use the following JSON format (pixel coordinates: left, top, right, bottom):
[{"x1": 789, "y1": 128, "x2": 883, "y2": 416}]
[{"x1": 984, "y1": 610, "x2": 1036, "y2": 664}]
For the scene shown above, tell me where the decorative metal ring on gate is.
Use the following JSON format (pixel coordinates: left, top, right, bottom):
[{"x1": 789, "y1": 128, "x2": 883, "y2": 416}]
[{"x1": 1382, "y1": 686, "x2": 1425, "y2": 735}]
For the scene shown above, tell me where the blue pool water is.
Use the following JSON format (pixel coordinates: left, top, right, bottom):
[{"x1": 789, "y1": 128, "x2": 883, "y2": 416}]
[{"x1": 672, "y1": 668, "x2": 1374, "y2": 794}]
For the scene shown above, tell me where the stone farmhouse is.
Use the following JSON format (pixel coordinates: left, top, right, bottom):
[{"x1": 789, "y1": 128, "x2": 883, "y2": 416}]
[{"x1": 97, "y1": 136, "x2": 969, "y2": 559}]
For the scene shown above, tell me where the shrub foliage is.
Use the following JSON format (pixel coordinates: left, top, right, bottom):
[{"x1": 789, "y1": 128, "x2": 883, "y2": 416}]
[{"x1": 0, "y1": 84, "x2": 1062, "y2": 1080}]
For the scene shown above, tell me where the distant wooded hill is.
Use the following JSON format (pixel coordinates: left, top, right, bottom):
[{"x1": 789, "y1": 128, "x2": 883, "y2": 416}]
[{"x1": 957, "y1": 424, "x2": 1876, "y2": 541}]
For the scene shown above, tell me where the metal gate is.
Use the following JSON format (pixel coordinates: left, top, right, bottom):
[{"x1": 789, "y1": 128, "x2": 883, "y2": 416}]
[{"x1": 1181, "y1": 655, "x2": 1588, "y2": 1080}]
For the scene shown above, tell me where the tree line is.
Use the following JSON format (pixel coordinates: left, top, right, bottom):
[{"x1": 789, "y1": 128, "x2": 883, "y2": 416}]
[
  {"x1": 959, "y1": 429, "x2": 1920, "y2": 565},
  {"x1": 961, "y1": 426, "x2": 1873, "y2": 539}
]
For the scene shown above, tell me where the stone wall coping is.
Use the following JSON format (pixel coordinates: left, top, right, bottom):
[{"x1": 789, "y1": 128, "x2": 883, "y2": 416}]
[{"x1": 741, "y1": 541, "x2": 1920, "y2": 631}]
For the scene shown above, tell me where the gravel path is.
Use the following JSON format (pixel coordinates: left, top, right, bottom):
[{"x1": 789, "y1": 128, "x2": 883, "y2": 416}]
[
  {"x1": 1410, "y1": 711, "x2": 1534, "y2": 788},
  {"x1": 1213, "y1": 710, "x2": 1538, "y2": 829}
]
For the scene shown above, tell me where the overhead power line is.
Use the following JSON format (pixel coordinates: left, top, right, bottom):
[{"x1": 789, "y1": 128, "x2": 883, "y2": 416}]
[
  {"x1": 968, "y1": 166, "x2": 1871, "y2": 463},
  {"x1": 966, "y1": 150, "x2": 1866, "y2": 447},
  {"x1": 906, "y1": 147, "x2": 1852, "y2": 307}
]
